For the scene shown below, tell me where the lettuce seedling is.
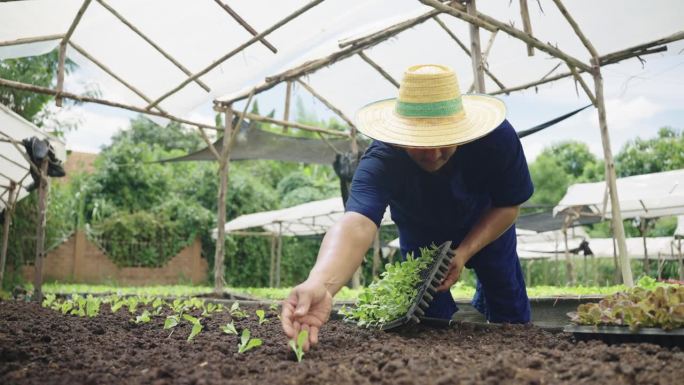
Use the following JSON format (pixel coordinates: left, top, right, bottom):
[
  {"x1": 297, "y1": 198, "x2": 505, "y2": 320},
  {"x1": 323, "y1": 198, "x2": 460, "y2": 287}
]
[
  {"x1": 183, "y1": 314, "x2": 203, "y2": 342},
  {"x1": 230, "y1": 302, "x2": 247, "y2": 319},
  {"x1": 289, "y1": 330, "x2": 308, "y2": 363},
  {"x1": 269, "y1": 303, "x2": 279, "y2": 312},
  {"x1": 134, "y1": 310, "x2": 151, "y2": 324},
  {"x1": 85, "y1": 296, "x2": 101, "y2": 318},
  {"x1": 42, "y1": 293, "x2": 56, "y2": 308},
  {"x1": 127, "y1": 297, "x2": 139, "y2": 314},
  {"x1": 110, "y1": 299, "x2": 126, "y2": 313},
  {"x1": 256, "y1": 309, "x2": 267, "y2": 325},
  {"x1": 237, "y1": 329, "x2": 262, "y2": 353},
  {"x1": 164, "y1": 314, "x2": 180, "y2": 329},
  {"x1": 221, "y1": 321, "x2": 238, "y2": 335}
]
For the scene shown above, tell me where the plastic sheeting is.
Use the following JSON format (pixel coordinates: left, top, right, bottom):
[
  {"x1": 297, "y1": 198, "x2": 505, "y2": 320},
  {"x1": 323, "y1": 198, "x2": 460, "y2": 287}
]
[
  {"x1": 0, "y1": 103, "x2": 66, "y2": 213},
  {"x1": 214, "y1": 196, "x2": 393, "y2": 237},
  {"x1": 554, "y1": 169, "x2": 684, "y2": 220},
  {"x1": 0, "y1": 0, "x2": 682, "y2": 125}
]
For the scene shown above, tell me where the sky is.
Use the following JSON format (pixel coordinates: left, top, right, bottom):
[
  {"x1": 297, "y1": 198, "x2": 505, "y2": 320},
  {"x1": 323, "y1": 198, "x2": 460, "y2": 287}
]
[{"x1": 25, "y1": 0, "x2": 680, "y2": 163}]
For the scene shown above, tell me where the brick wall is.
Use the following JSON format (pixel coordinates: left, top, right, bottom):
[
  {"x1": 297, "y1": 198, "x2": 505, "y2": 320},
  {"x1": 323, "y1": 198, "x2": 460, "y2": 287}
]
[{"x1": 21, "y1": 231, "x2": 208, "y2": 285}]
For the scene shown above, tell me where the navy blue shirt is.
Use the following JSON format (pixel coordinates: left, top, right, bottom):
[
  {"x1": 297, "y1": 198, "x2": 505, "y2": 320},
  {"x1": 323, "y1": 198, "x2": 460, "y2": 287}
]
[{"x1": 346, "y1": 119, "x2": 534, "y2": 260}]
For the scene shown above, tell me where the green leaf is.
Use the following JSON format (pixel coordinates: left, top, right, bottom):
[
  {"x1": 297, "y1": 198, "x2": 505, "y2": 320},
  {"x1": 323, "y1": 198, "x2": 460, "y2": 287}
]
[
  {"x1": 221, "y1": 322, "x2": 238, "y2": 335},
  {"x1": 240, "y1": 329, "x2": 250, "y2": 346},
  {"x1": 297, "y1": 329, "x2": 308, "y2": 348},
  {"x1": 183, "y1": 314, "x2": 199, "y2": 325},
  {"x1": 164, "y1": 315, "x2": 179, "y2": 329},
  {"x1": 188, "y1": 322, "x2": 202, "y2": 342},
  {"x1": 256, "y1": 309, "x2": 267, "y2": 324},
  {"x1": 245, "y1": 338, "x2": 262, "y2": 350}
]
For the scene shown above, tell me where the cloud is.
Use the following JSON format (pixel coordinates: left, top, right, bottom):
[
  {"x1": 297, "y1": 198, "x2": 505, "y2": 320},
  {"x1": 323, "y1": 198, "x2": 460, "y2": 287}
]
[
  {"x1": 59, "y1": 107, "x2": 131, "y2": 153},
  {"x1": 591, "y1": 97, "x2": 663, "y2": 131}
]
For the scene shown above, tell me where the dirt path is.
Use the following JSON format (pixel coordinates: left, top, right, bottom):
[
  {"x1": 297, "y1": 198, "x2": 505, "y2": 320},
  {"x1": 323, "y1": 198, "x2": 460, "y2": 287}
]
[{"x1": 1, "y1": 300, "x2": 682, "y2": 385}]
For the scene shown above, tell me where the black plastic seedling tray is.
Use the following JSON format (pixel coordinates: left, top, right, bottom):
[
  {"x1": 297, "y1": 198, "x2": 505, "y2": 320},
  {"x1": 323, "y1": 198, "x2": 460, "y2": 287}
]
[
  {"x1": 564, "y1": 325, "x2": 684, "y2": 347},
  {"x1": 372, "y1": 240, "x2": 454, "y2": 331}
]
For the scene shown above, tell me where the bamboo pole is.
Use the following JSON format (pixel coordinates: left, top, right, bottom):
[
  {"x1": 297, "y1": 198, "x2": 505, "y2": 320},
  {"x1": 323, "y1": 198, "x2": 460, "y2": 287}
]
[
  {"x1": 295, "y1": 80, "x2": 356, "y2": 130},
  {"x1": 519, "y1": 0, "x2": 534, "y2": 56},
  {"x1": 0, "y1": 153, "x2": 30, "y2": 170},
  {"x1": 95, "y1": 0, "x2": 211, "y2": 92},
  {"x1": 33, "y1": 159, "x2": 49, "y2": 303},
  {"x1": 433, "y1": 16, "x2": 506, "y2": 91},
  {"x1": 592, "y1": 60, "x2": 634, "y2": 287},
  {"x1": 421, "y1": 0, "x2": 592, "y2": 73},
  {"x1": 599, "y1": 31, "x2": 683, "y2": 65},
  {"x1": 275, "y1": 223, "x2": 283, "y2": 288},
  {"x1": 269, "y1": 235, "x2": 276, "y2": 287},
  {"x1": 147, "y1": 0, "x2": 325, "y2": 111},
  {"x1": 56, "y1": 42, "x2": 67, "y2": 107},
  {"x1": 233, "y1": 111, "x2": 350, "y2": 137},
  {"x1": 0, "y1": 77, "x2": 218, "y2": 130},
  {"x1": 562, "y1": 217, "x2": 575, "y2": 285},
  {"x1": 551, "y1": 0, "x2": 599, "y2": 58},
  {"x1": 283, "y1": 81, "x2": 292, "y2": 133},
  {"x1": 68, "y1": 42, "x2": 166, "y2": 112},
  {"x1": 213, "y1": 107, "x2": 234, "y2": 294},
  {"x1": 567, "y1": 64, "x2": 596, "y2": 105},
  {"x1": 213, "y1": 0, "x2": 277, "y2": 53},
  {"x1": 57, "y1": 0, "x2": 93, "y2": 107},
  {"x1": 338, "y1": 9, "x2": 442, "y2": 48},
  {"x1": 220, "y1": 9, "x2": 440, "y2": 106},
  {"x1": 195, "y1": 127, "x2": 221, "y2": 160},
  {"x1": 0, "y1": 182, "x2": 17, "y2": 290},
  {"x1": 0, "y1": 34, "x2": 65, "y2": 47},
  {"x1": 641, "y1": 218, "x2": 650, "y2": 274},
  {"x1": 466, "y1": 0, "x2": 486, "y2": 93},
  {"x1": 358, "y1": 51, "x2": 399, "y2": 88}
]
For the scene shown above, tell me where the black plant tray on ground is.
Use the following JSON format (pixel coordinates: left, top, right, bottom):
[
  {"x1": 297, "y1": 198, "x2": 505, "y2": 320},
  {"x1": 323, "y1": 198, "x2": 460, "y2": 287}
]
[
  {"x1": 564, "y1": 324, "x2": 684, "y2": 347},
  {"x1": 352, "y1": 240, "x2": 454, "y2": 331}
]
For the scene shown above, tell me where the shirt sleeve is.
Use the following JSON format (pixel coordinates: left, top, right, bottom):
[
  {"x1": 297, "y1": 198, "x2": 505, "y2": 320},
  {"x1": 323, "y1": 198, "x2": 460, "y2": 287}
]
[
  {"x1": 485, "y1": 120, "x2": 535, "y2": 207},
  {"x1": 345, "y1": 148, "x2": 391, "y2": 227}
]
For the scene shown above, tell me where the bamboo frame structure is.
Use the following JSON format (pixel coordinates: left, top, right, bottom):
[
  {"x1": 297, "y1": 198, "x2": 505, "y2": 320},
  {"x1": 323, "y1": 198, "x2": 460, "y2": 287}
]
[
  {"x1": 219, "y1": 8, "x2": 442, "y2": 106},
  {"x1": 213, "y1": 0, "x2": 277, "y2": 54},
  {"x1": 466, "y1": 0, "x2": 485, "y2": 93},
  {"x1": 358, "y1": 51, "x2": 399, "y2": 88},
  {"x1": 233, "y1": 111, "x2": 350, "y2": 138},
  {"x1": 146, "y1": 0, "x2": 325, "y2": 111},
  {"x1": 0, "y1": 77, "x2": 218, "y2": 130},
  {"x1": 433, "y1": 16, "x2": 506, "y2": 91},
  {"x1": 56, "y1": 0, "x2": 92, "y2": 107},
  {"x1": 283, "y1": 81, "x2": 292, "y2": 132},
  {"x1": 519, "y1": 0, "x2": 534, "y2": 56},
  {"x1": 0, "y1": 181, "x2": 17, "y2": 290},
  {"x1": 1, "y1": 1, "x2": 683, "y2": 289},
  {"x1": 95, "y1": 0, "x2": 211, "y2": 92}
]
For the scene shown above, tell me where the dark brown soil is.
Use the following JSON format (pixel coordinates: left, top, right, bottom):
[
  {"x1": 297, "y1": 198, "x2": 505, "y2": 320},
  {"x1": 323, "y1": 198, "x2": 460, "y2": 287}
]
[{"x1": 1, "y1": 299, "x2": 683, "y2": 385}]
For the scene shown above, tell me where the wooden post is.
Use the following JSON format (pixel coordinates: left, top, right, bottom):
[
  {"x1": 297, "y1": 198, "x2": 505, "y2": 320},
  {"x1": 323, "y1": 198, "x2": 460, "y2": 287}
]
[
  {"x1": 269, "y1": 234, "x2": 276, "y2": 287},
  {"x1": 640, "y1": 218, "x2": 650, "y2": 274},
  {"x1": 33, "y1": 159, "x2": 49, "y2": 302},
  {"x1": 678, "y1": 239, "x2": 683, "y2": 280},
  {"x1": 466, "y1": 0, "x2": 486, "y2": 93},
  {"x1": 0, "y1": 182, "x2": 17, "y2": 290},
  {"x1": 591, "y1": 60, "x2": 634, "y2": 287},
  {"x1": 519, "y1": 0, "x2": 534, "y2": 56},
  {"x1": 213, "y1": 108, "x2": 234, "y2": 294},
  {"x1": 275, "y1": 223, "x2": 283, "y2": 288},
  {"x1": 562, "y1": 223, "x2": 575, "y2": 285},
  {"x1": 283, "y1": 81, "x2": 292, "y2": 133},
  {"x1": 352, "y1": 266, "x2": 362, "y2": 289},
  {"x1": 56, "y1": 42, "x2": 67, "y2": 107}
]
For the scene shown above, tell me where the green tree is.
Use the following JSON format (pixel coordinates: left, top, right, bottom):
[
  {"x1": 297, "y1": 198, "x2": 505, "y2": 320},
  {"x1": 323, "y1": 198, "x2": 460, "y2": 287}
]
[
  {"x1": 110, "y1": 116, "x2": 204, "y2": 153},
  {"x1": 528, "y1": 155, "x2": 572, "y2": 206},
  {"x1": 615, "y1": 127, "x2": 684, "y2": 177}
]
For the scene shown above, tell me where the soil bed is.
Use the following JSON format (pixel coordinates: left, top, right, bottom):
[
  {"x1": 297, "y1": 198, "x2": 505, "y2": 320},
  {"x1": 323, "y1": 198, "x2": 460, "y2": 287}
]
[{"x1": 2, "y1": 300, "x2": 684, "y2": 385}]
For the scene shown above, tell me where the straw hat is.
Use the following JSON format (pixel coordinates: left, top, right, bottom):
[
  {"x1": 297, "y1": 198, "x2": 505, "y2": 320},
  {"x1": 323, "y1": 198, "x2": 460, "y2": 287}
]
[{"x1": 356, "y1": 64, "x2": 506, "y2": 148}]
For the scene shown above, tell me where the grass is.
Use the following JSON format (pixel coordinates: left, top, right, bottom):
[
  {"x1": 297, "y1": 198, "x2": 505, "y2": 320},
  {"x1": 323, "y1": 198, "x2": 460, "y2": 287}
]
[{"x1": 27, "y1": 282, "x2": 627, "y2": 301}]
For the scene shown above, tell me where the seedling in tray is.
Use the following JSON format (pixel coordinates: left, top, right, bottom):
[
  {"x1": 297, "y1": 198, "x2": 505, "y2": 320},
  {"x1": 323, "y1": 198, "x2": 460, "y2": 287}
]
[{"x1": 339, "y1": 241, "x2": 453, "y2": 330}]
